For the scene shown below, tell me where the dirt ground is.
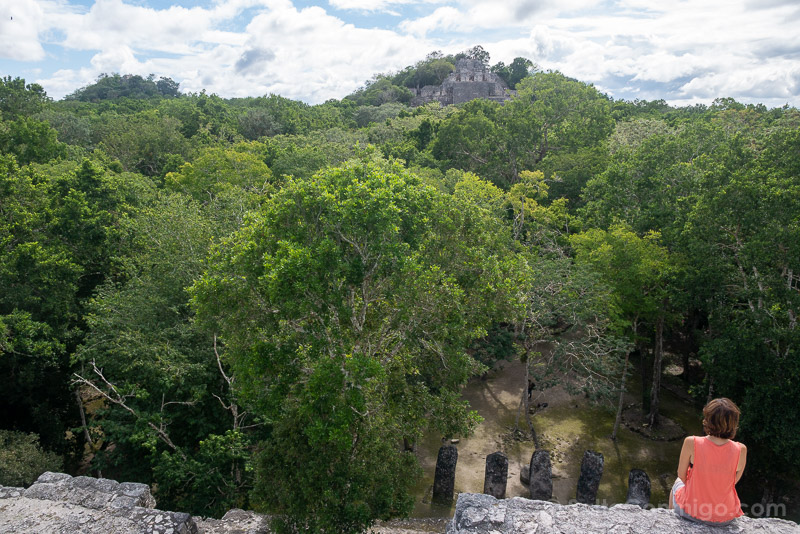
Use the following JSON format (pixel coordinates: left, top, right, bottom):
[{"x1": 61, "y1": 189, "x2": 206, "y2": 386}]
[{"x1": 410, "y1": 357, "x2": 701, "y2": 518}]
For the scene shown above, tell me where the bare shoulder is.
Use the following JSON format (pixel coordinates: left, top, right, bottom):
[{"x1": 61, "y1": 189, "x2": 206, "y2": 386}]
[
  {"x1": 738, "y1": 442, "x2": 747, "y2": 453},
  {"x1": 683, "y1": 435, "x2": 695, "y2": 446}
]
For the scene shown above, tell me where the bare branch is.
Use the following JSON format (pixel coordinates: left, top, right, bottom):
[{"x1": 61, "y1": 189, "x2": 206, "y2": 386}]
[{"x1": 72, "y1": 362, "x2": 185, "y2": 459}]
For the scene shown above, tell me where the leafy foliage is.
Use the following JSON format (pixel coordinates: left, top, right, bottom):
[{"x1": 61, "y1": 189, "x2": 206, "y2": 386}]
[
  {"x1": 66, "y1": 73, "x2": 180, "y2": 102},
  {"x1": 3, "y1": 49, "x2": 800, "y2": 525},
  {"x1": 0, "y1": 76, "x2": 50, "y2": 119},
  {"x1": 0, "y1": 430, "x2": 62, "y2": 487},
  {"x1": 191, "y1": 156, "x2": 520, "y2": 530}
]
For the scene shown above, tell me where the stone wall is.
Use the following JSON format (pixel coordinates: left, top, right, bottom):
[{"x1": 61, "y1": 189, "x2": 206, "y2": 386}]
[
  {"x1": 411, "y1": 59, "x2": 514, "y2": 107},
  {"x1": 3, "y1": 472, "x2": 798, "y2": 533},
  {"x1": 0, "y1": 472, "x2": 268, "y2": 534},
  {"x1": 446, "y1": 493, "x2": 800, "y2": 534}
]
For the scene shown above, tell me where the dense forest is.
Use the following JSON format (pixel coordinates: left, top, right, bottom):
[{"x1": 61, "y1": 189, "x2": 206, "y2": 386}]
[{"x1": 1, "y1": 46, "x2": 798, "y2": 532}]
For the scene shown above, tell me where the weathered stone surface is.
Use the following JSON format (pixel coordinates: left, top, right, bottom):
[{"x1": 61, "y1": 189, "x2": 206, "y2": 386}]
[
  {"x1": 4, "y1": 471, "x2": 799, "y2": 534},
  {"x1": 193, "y1": 508, "x2": 271, "y2": 533},
  {"x1": 576, "y1": 450, "x2": 604, "y2": 505},
  {"x1": 21, "y1": 471, "x2": 156, "y2": 511},
  {"x1": 371, "y1": 518, "x2": 450, "y2": 533},
  {"x1": 0, "y1": 486, "x2": 23, "y2": 499},
  {"x1": 411, "y1": 59, "x2": 515, "y2": 107},
  {"x1": 0, "y1": 472, "x2": 195, "y2": 534},
  {"x1": 483, "y1": 452, "x2": 508, "y2": 499},
  {"x1": 528, "y1": 450, "x2": 552, "y2": 501},
  {"x1": 625, "y1": 468, "x2": 651, "y2": 508},
  {"x1": 433, "y1": 445, "x2": 459, "y2": 505},
  {"x1": 446, "y1": 493, "x2": 800, "y2": 534}
]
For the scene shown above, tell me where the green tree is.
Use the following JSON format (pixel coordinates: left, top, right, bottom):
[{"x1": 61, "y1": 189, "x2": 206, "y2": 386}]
[
  {"x1": 0, "y1": 76, "x2": 50, "y2": 119},
  {"x1": 346, "y1": 77, "x2": 413, "y2": 107},
  {"x1": 0, "y1": 430, "x2": 62, "y2": 487},
  {"x1": 683, "y1": 126, "x2": 800, "y2": 492},
  {"x1": 491, "y1": 57, "x2": 535, "y2": 89},
  {"x1": 65, "y1": 73, "x2": 178, "y2": 102},
  {"x1": 456, "y1": 45, "x2": 490, "y2": 66},
  {"x1": 0, "y1": 118, "x2": 66, "y2": 165},
  {"x1": 513, "y1": 256, "x2": 628, "y2": 443},
  {"x1": 447, "y1": 169, "x2": 628, "y2": 443},
  {"x1": 432, "y1": 71, "x2": 612, "y2": 188},
  {"x1": 0, "y1": 156, "x2": 155, "y2": 451},
  {"x1": 165, "y1": 145, "x2": 274, "y2": 204},
  {"x1": 95, "y1": 110, "x2": 192, "y2": 177},
  {"x1": 570, "y1": 223, "x2": 678, "y2": 430},
  {"x1": 74, "y1": 190, "x2": 261, "y2": 515},
  {"x1": 191, "y1": 156, "x2": 519, "y2": 531}
]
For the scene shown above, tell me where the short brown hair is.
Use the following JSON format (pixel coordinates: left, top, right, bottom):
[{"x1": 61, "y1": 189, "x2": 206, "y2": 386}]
[{"x1": 702, "y1": 397, "x2": 740, "y2": 439}]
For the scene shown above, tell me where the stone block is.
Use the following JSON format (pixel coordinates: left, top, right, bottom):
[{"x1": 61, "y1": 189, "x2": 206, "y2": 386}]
[
  {"x1": 528, "y1": 450, "x2": 552, "y2": 501},
  {"x1": 433, "y1": 445, "x2": 458, "y2": 505},
  {"x1": 625, "y1": 468, "x2": 651, "y2": 508},
  {"x1": 483, "y1": 451, "x2": 508, "y2": 499},
  {"x1": 576, "y1": 450, "x2": 604, "y2": 505}
]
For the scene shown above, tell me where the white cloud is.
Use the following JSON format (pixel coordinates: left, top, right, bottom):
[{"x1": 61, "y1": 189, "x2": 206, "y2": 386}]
[
  {"x1": 5, "y1": 0, "x2": 799, "y2": 107},
  {"x1": 31, "y1": 0, "x2": 433, "y2": 102},
  {"x1": 60, "y1": 0, "x2": 214, "y2": 54},
  {"x1": 399, "y1": 0, "x2": 603, "y2": 37},
  {"x1": 399, "y1": 6, "x2": 461, "y2": 37},
  {"x1": 0, "y1": 0, "x2": 74, "y2": 61},
  {"x1": 328, "y1": 0, "x2": 408, "y2": 11},
  {"x1": 196, "y1": 3, "x2": 432, "y2": 100},
  {"x1": 328, "y1": 0, "x2": 445, "y2": 13}
]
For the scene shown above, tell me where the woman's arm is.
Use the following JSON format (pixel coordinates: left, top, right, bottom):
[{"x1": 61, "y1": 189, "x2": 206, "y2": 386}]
[
  {"x1": 735, "y1": 443, "x2": 747, "y2": 483},
  {"x1": 677, "y1": 436, "x2": 694, "y2": 483}
]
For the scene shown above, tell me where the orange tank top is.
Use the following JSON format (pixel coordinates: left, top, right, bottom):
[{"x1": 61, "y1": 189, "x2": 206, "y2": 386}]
[{"x1": 675, "y1": 436, "x2": 743, "y2": 522}]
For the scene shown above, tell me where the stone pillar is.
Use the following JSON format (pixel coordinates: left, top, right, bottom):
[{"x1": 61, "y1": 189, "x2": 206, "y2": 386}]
[
  {"x1": 576, "y1": 450, "x2": 604, "y2": 504},
  {"x1": 529, "y1": 449, "x2": 552, "y2": 501},
  {"x1": 483, "y1": 452, "x2": 508, "y2": 499},
  {"x1": 625, "y1": 469, "x2": 651, "y2": 508},
  {"x1": 432, "y1": 445, "x2": 458, "y2": 505}
]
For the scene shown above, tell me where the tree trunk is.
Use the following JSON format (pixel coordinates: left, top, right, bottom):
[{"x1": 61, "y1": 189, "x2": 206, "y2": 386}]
[
  {"x1": 611, "y1": 350, "x2": 631, "y2": 441},
  {"x1": 74, "y1": 388, "x2": 102, "y2": 478},
  {"x1": 514, "y1": 345, "x2": 539, "y2": 448},
  {"x1": 522, "y1": 353, "x2": 539, "y2": 448},
  {"x1": 681, "y1": 350, "x2": 690, "y2": 382},
  {"x1": 640, "y1": 349, "x2": 651, "y2": 414},
  {"x1": 648, "y1": 311, "x2": 665, "y2": 427}
]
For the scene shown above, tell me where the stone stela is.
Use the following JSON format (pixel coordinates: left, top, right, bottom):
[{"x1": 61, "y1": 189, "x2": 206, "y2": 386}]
[{"x1": 439, "y1": 445, "x2": 652, "y2": 510}]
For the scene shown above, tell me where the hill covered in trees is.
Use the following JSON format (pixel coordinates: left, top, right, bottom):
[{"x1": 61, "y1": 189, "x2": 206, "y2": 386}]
[{"x1": 1, "y1": 45, "x2": 798, "y2": 532}]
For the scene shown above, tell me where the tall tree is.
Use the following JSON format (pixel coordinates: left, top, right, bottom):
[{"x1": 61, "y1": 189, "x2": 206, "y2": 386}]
[
  {"x1": 432, "y1": 71, "x2": 612, "y2": 188},
  {"x1": 0, "y1": 76, "x2": 50, "y2": 119},
  {"x1": 570, "y1": 223, "x2": 678, "y2": 429},
  {"x1": 683, "y1": 125, "x2": 800, "y2": 493},
  {"x1": 190, "y1": 156, "x2": 520, "y2": 532}
]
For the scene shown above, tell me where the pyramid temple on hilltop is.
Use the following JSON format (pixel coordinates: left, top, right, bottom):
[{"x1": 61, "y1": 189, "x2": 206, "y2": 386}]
[{"x1": 411, "y1": 58, "x2": 516, "y2": 107}]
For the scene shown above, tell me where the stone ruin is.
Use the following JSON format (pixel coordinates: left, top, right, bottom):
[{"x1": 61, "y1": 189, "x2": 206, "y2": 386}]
[
  {"x1": 438, "y1": 446, "x2": 800, "y2": 533},
  {"x1": 0, "y1": 472, "x2": 268, "y2": 534},
  {"x1": 411, "y1": 59, "x2": 515, "y2": 107},
  {"x1": 2, "y1": 467, "x2": 799, "y2": 533},
  {"x1": 447, "y1": 493, "x2": 800, "y2": 534}
]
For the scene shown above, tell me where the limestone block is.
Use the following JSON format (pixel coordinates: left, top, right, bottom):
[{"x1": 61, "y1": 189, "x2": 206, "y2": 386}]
[
  {"x1": 446, "y1": 493, "x2": 800, "y2": 534},
  {"x1": 528, "y1": 450, "x2": 552, "y2": 501},
  {"x1": 625, "y1": 468, "x2": 651, "y2": 508},
  {"x1": 433, "y1": 445, "x2": 459, "y2": 505},
  {"x1": 576, "y1": 450, "x2": 604, "y2": 505},
  {"x1": 483, "y1": 452, "x2": 508, "y2": 499}
]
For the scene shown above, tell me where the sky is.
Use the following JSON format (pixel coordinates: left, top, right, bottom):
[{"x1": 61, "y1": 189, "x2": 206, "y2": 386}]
[{"x1": 1, "y1": 0, "x2": 800, "y2": 107}]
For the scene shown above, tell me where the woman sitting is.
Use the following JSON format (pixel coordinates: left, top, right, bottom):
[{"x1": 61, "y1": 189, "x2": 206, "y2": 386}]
[{"x1": 669, "y1": 397, "x2": 747, "y2": 525}]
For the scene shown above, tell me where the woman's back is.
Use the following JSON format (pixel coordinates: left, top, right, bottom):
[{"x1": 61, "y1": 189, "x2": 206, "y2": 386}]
[{"x1": 675, "y1": 436, "x2": 743, "y2": 522}]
